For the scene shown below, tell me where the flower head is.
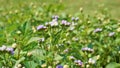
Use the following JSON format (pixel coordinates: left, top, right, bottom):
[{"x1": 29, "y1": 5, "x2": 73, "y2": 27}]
[
  {"x1": 12, "y1": 43, "x2": 17, "y2": 48},
  {"x1": 10, "y1": 50, "x2": 14, "y2": 55},
  {"x1": 0, "y1": 45, "x2": 14, "y2": 55},
  {"x1": 6, "y1": 47, "x2": 14, "y2": 55},
  {"x1": 74, "y1": 60, "x2": 83, "y2": 67},
  {"x1": 108, "y1": 32, "x2": 115, "y2": 37},
  {"x1": 64, "y1": 48, "x2": 69, "y2": 53},
  {"x1": 81, "y1": 47, "x2": 88, "y2": 51},
  {"x1": 75, "y1": 17, "x2": 79, "y2": 21},
  {"x1": 71, "y1": 17, "x2": 75, "y2": 21},
  {"x1": 78, "y1": 61, "x2": 83, "y2": 66},
  {"x1": 41, "y1": 63, "x2": 47, "y2": 68},
  {"x1": 88, "y1": 58, "x2": 96, "y2": 64},
  {"x1": 71, "y1": 17, "x2": 79, "y2": 21},
  {"x1": 37, "y1": 25, "x2": 46, "y2": 30},
  {"x1": 63, "y1": 65, "x2": 69, "y2": 68},
  {"x1": 69, "y1": 56, "x2": 75, "y2": 60},
  {"x1": 82, "y1": 47, "x2": 94, "y2": 53},
  {"x1": 52, "y1": 15, "x2": 59, "y2": 20},
  {"x1": 74, "y1": 60, "x2": 81, "y2": 63},
  {"x1": 94, "y1": 28, "x2": 102, "y2": 33},
  {"x1": 0, "y1": 45, "x2": 7, "y2": 51},
  {"x1": 50, "y1": 19, "x2": 58, "y2": 27},
  {"x1": 61, "y1": 20, "x2": 70, "y2": 26},
  {"x1": 56, "y1": 65, "x2": 63, "y2": 68}
]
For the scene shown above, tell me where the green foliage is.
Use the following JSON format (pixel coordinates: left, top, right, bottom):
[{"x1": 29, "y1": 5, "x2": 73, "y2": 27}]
[
  {"x1": 106, "y1": 62, "x2": 120, "y2": 68},
  {"x1": 0, "y1": 0, "x2": 120, "y2": 68}
]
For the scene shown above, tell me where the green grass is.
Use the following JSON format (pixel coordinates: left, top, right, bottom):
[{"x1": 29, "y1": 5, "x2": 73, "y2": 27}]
[
  {"x1": 0, "y1": 0, "x2": 120, "y2": 18},
  {"x1": 0, "y1": 0, "x2": 120, "y2": 68}
]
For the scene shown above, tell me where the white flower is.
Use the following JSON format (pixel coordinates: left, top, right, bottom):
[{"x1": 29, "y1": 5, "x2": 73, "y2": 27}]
[
  {"x1": 12, "y1": 43, "x2": 17, "y2": 48},
  {"x1": 0, "y1": 45, "x2": 7, "y2": 51},
  {"x1": 94, "y1": 28, "x2": 102, "y2": 33},
  {"x1": 108, "y1": 32, "x2": 115, "y2": 37},
  {"x1": 50, "y1": 19, "x2": 58, "y2": 27},
  {"x1": 88, "y1": 58, "x2": 96, "y2": 64}
]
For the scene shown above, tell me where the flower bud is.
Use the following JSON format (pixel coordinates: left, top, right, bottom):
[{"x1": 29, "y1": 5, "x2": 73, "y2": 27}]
[
  {"x1": 96, "y1": 55, "x2": 100, "y2": 60},
  {"x1": 56, "y1": 65, "x2": 63, "y2": 68},
  {"x1": 17, "y1": 64, "x2": 22, "y2": 68},
  {"x1": 16, "y1": 31, "x2": 21, "y2": 34},
  {"x1": 86, "y1": 64, "x2": 90, "y2": 68},
  {"x1": 79, "y1": 7, "x2": 83, "y2": 12},
  {"x1": 48, "y1": 66, "x2": 52, "y2": 68},
  {"x1": 63, "y1": 65, "x2": 69, "y2": 68},
  {"x1": 12, "y1": 43, "x2": 17, "y2": 48},
  {"x1": 117, "y1": 28, "x2": 120, "y2": 32},
  {"x1": 88, "y1": 58, "x2": 96, "y2": 64},
  {"x1": 69, "y1": 56, "x2": 75, "y2": 60},
  {"x1": 27, "y1": 52, "x2": 32, "y2": 56},
  {"x1": 41, "y1": 63, "x2": 47, "y2": 68}
]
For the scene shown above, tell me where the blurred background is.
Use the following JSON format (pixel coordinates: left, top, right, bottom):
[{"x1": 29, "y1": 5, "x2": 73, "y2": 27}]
[{"x1": 0, "y1": 0, "x2": 120, "y2": 18}]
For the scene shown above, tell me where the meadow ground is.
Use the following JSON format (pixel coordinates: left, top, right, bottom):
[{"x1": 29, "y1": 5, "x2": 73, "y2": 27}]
[{"x1": 0, "y1": 0, "x2": 120, "y2": 18}]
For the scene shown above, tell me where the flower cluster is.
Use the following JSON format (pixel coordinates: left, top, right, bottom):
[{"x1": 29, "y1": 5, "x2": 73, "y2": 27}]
[
  {"x1": 49, "y1": 19, "x2": 59, "y2": 27},
  {"x1": 82, "y1": 47, "x2": 94, "y2": 53},
  {"x1": 88, "y1": 58, "x2": 96, "y2": 64},
  {"x1": 69, "y1": 56, "x2": 75, "y2": 60},
  {"x1": 56, "y1": 65, "x2": 63, "y2": 68},
  {"x1": 94, "y1": 28, "x2": 102, "y2": 33},
  {"x1": 71, "y1": 17, "x2": 79, "y2": 21},
  {"x1": 108, "y1": 32, "x2": 115, "y2": 37},
  {"x1": 61, "y1": 20, "x2": 71, "y2": 26},
  {"x1": 37, "y1": 25, "x2": 47, "y2": 30},
  {"x1": 63, "y1": 48, "x2": 69, "y2": 53},
  {"x1": 38, "y1": 37, "x2": 45, "y2": 42},
  {"x1": 0, "y1": 45, "x2": 14, "y2": 55},
  {"x1": 74, "y1": 60, "x2": 84, "y2": 67},
  {"x1": 52, "y1": 15, "x2": 59, "y2": 20},
  {"x1": 37, "y1": 16, "x2": 73, "y2": 30}
]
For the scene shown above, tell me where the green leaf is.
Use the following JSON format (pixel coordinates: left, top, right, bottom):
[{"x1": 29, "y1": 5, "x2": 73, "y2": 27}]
[
  {"x1": 20, "y1": 21, "x2": 31, "y2": 35},
  {"x1": 32, "y1": 49, "x2": 46, "y2": 60},
  {"x1": 27, "y1": 37, "x2": 40, "y2": 45},
  {"x1": 87, "y1": 43, "x2": 93, "y2": 48},
  {"x1": 54, "y1": 54, "x2": 63, "y2": 61},
  {"x1": 106, "y1": 62, "x2": 120, "y2": 68},
  {"x1": 115, "y1": 38, "x2": 120, "y2": 44},
  {"x1": 24, "y1": 61, "x2": 38, "y2": 68}
]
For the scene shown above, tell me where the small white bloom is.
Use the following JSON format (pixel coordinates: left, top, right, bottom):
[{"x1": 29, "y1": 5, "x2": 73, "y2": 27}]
[
  {"x1": 16, "y1": 31, "x2": 21, "y2": 34},
  {"x1": 12, "y1": 43, "x2": 17, "y2": 48},
  {"x1": 50, "y1": 19, "x2": 58, "y2": 27},
  {"x1": 38, "y1": 38, "x2": 45, "y2": 42},
  {"x1": 88, "y1": 58, "x2": 96, "y2": 64},
  {"x1": 96, "y1": 55, "x2": 100, "y2": 60},
  {"x1": 17, "y1": 64, "x2": 22, "y2": 68},
  {"x1": 0, "y1": 45, "x2": 7, "y2": 51},
  {"x1": 86, "y1": 64, "x2": 90, "y2": 68}
]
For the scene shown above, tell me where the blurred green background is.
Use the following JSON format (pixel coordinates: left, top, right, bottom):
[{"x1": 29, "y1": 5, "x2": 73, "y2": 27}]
[{"x1": 0, "y1": 0, "x2": 120, "y2": 18}]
